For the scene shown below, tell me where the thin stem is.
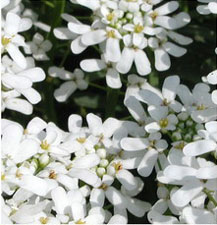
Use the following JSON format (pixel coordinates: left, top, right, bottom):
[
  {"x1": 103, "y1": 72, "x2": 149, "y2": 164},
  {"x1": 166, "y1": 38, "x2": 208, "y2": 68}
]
[
  {"x1": 105, "y1": 87, "x2": 119, "y2": 118},
  {"x1": 59, "y1": 43, "x2": 71, "y2": 67},
  {"x1": 89, "y1": 82, "x2": 107, "y2": 91},
  {"x1": 203, "y1": 188, "x2": 217, "y2": 207}
]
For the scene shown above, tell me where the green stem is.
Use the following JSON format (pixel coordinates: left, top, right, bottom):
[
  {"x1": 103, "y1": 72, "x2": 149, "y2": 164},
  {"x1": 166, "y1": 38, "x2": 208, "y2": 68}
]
[
  {"x1": 59, "y1": 43, "x2": 71, "y2": 67},
  {"x1": 89, "y1": 82, "x2": 107, "y2": 91},
  {"x1": 149, "y1": 69, "x2": 159, "y2": 87},
  {"x1": 203, "y1": 188, "x2": 217, "y2": 207},
  {"x1": 105, "y1": 87, "x2": 119, "y2": 118}
]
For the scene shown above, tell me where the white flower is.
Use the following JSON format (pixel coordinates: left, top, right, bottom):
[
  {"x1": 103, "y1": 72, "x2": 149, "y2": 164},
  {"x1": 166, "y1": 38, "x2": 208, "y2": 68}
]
[
  {"x1": 206, "y1": 69, "x2": 217, "y2": 104},
  {"x1": 1, "y1": 12, "x2": 32, "y2": 68},
  {"x1": 177, "y1": 83, "x2": 217, "y2": 123},
  {"x1": 24, "y1": 33, "x2": 52, "y2": 61},
  {"x1": 197, "y1": 0, "x2": 217, "y2": 14},
  {"x1": 49, "y1": 67, "x2": 88, "y2": 102},
  {"x1": 121, "y1": 132, "x2": 168, "y2": 177},
  {"x1": 80, "y1": 54, "x2": 122, "y2": 89},
  {"x1": 139, "y1": 75, "x2": 183, "y2": 112},
  {"x1": 181, "y1": 206, "x2": 217, "y2": 224},
  {"x1": 183, "y1": 121, "x2": 217, "y2": 156},
  {"x1": 163, "y1": 158, "x2": 217, "y2": 207}
]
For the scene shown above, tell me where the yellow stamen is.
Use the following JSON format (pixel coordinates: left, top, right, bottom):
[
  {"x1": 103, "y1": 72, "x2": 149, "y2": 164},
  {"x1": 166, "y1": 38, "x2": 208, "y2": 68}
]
[
  {"x1": 150, "y1": 11, "x2": 158, "y2": 20},
  {"x1": 99, "y1": 183, "x2": 108, "y2": 191},
  {"x1": 134, "y1": 24, "x2": 144, "y2": 33},
  {"x1": 174, "y1": 142, "x2": 185, "y2": 150},
  {"x1": 159, "y1": 118, "x2": 169, "y2": 128},
  {"x1": 107, "y1": 12, "x2": 115, "y2": 21},
  {"x1": 1, "y1": 36, "x2": 11, "y2": 46},
  {"x1": 40, "y1": 140, "x2": 50, "y2": 150},
  {"x1": 112, "y1": 162, "x2": 123, "y2": 172},
  {"x1": 49, "y1": 170, "x2": 57, "y2": 179},
  {"x1": 107, "y1": 30, "x2": 116, "y2": 38},
  {"x1": 1, "y1": 173, "x2": 6, "y2": 180},
  {"x1": 39, "y1": 217, "x2": 49, "y2": 224},
  {"x1": 76, "y1": 137, "x2": 86, "y2": 144},
  {"x1": 76, "y1": 219, "x2": 86, "y2": 224},
  {"x1": 197, "y1": 104, "x2": 206, "y2": 110},
  {"x1": 15, "y1": 170, "x2": 23, "y2": 179}
]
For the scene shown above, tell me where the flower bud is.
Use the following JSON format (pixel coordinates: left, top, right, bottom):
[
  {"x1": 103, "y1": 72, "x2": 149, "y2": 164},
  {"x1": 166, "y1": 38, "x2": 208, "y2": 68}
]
[
  {"x1": 100, "y1": 159, "x2": 109, "y2": 167},
  {"x1": 96, "y1": 148, "x2": 106, "y2": 159},
  {"x1": 178, "y1": 112, "x2": 188, "y2": 121},
  {"x1": 39, "y1": 153, "x2": 49, "y2": 167},
  {"x1": 97, "y1": 167, "x2": 106, "y2": 177},
  {"x1": 172, "y1": 132, "x2": 182, "y2": 141}
]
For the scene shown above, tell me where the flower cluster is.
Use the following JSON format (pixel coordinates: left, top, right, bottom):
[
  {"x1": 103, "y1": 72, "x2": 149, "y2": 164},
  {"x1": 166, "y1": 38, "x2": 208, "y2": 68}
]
[
  {"x1": 1, "y1": 1, "x2": 49, "y2": 115},
  {"x1": 54, "y1": 0, "x2": 192, "y2": 88},
  {"x1": 1, "y1": 0, "x2": 217, "y2": 224}
]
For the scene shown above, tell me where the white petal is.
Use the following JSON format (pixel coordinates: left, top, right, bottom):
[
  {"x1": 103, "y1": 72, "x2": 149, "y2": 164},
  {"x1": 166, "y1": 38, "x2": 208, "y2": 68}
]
[
  {"x1": 75, "y1": 0, "x2": 100, "y2": 11},
  {"x1": 197, "y1": 5, "x2": 210, "y2": 15},
  {"x1": 155, "y1": 16, "x2": 177, "y2": 29},
  {"x1": 68, "y1": 114, "x2": 82, "y2": 133},
  {"x1": 116, "y1": 169, "x2": 138, "y2": 191},
  {"x1": 164, "y1": 165, "x2": 197, "y2": 181},
  {"x1": 80, "y1": 59, "x2": 106, "y2": 72},
  {"x1": 54, "y1": 81, "x2": 77, "y2": 102},
  {"x1": 196, "y1": 166, "x2": 217, "y2": 179},
  {"x1": 162, "y1": 75, "x2": 180, "y2": 101},
  {"x1": 5, "y1": 12, "x2": 20, "y2": 35},
  {"x1": 18, "y1": 68, "x2": 46, "y2": 82},
  {"x1": 6, "y1": 98, "x2": 33, "y2": 115},
  {"x1": 86, "y1": 113, "x2": 103, "y2": 136},
  {"x1": 182, "y1": 206, "x2": 216, "y2": 224},
  {"x1": 71, "y1": 202, "x2": 85, "y2": 221},
  {"x1": 108, "y1": 215, "x2": 127, "y2": 224},
  {"x1": 68, "y1": 168, "x2": 101, "y2": 187},
  {"x1": 171, "y1": 180, "x2": 203, "y2": 207},
  {"x1": 163, "y1": 42, "x2": 187, "y2": 57},
  {"x1": 208, "y1": 2, "x2": 217, "y2": 14},
  {"x1": 155, "y1": 1, "x2": 179, "y2": 16},
  {"x1": 139, "y1": 89, "x2": 163, "y2": 105},
  {"x1": 2, "y1": 74, "x2": 32, "y2": 89},
  {"x1": 154, "y1": 48, "x2": 171, "y2": 71},
  {"x1": 105, "y1": 187, "x2": 125, "y2": 206},
  {"x1": 138, "y1": 148, "x2": 158, "y2": 177},
  {"x1": 116, "y1": 47, "x2": 134, "y2": 74},
  {"x1": 106, "y1": 38, "x2": 121, "y2": 62},
  {"x1": 71, "y1": 36, "x2": 87, "y2": 54},
  {"x1": 20, "y1": 175, "x2": 48, "y2": 196},
  {"x1": 103, "y1": 117, "x2": 121, "y2": 137},
  {"x1": 14, "y1": 139, "x2": 38, "y2": 163},
  {"x1": 148, "y1": 105, "x2": 168, "y2": 121},
  {"x1": 19, "y1": 88, "x2": 41, "y2": 104},
  {"x1": 167, "y1": 31, "x2": 193, "y2": 45},
  {"x1": 134, "y1": 50, "x2": 151, "y2": 76},
  {"x1": 54, "y1": 27, "x2": 76, "y2": 40},
  {"x1": 73, "y1": 154, "x2": 100, "y2": 168},
  {"x1": 68, "y1": 22, "x2": 90, "y2": 34},
  {"x1": 121, "y1": 137, "x2": 149, "y2": 151},
  {"x1": 7, "y1": 44, "x2": 27, "y2": 69},
  {"x1": 90, "y1": 188, "x2": 105, "y2": 207},
  {"x1": 51, "y1": 187, "x2": 69, "y2": 215},
  {"x1": 106, "y1": 68, "x2": 122, "y2": 89},
  {"x1": 18, "y1": 18, "x2": 32, "y2": 32},
  {"x1": 183, "y1": 140, "x2": 216, "y2": 156},
  {"x1": 81, "y1": 30, "x2": 106, "y2": 46}
]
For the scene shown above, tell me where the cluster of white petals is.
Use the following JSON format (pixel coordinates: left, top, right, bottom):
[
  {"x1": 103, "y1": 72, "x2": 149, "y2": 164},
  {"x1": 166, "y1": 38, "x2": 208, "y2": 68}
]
[
  {"x1": 1, "y1": 1, "x2": 48, "y2": 115},
  {"x1": 197, "y1": 0, "x2": 217, "y2": 15},
  {"x1": 54, "y1": 0, "x2": 192, "y2": 88},
  {"x1": 1, "y1": 0, "x2": 217, "y2": 224}
]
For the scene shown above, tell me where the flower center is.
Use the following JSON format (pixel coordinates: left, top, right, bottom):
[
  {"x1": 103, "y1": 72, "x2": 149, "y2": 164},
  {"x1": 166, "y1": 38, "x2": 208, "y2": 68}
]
[
  {"x1": 174, "y1": 141, "x2": 185, "y2": 150},
  {"x1": 150, "y1": 11, "x2": 158, "y2": 20},
  {"x1": 1, "y1": 173, "x2": 6, "y2": 180},
  {"x1": 197, "y1": 104, "x2": 206, "y2": 110},
  {"x1": 1, "y1": 36, "x2": 11, "y2": 46},
  {"x1": 76, "y1": 219, "x2": 86, "y2": 224},
  {"x1": 112, "y1": 161, "x2": 123, "y2": 172},
  {"x1": 107, "y1": 30, "x2": 116, "y2": 38},
  {"x1": 99, "y1": 183, "x2": 108, "y2": 191},
  {"x1": 39, "y1": 217, "x2": 49, "y2": 224},
  {"x1": 159, "y1": 118, "x2": 169, "y2": 128},
  {"x1": 15, "y1": 170, "x2": 23, "y2": 179},
  {"x1": 134, "y1": 24, "x2": 144, "y2": 33},
  {"x1": 76, "y1": 137, "x2": 86, "y2": 144},
  {"x1": 49, "y1": 170, "x2": 57, "y2": 179},
  {"x1": 107, "y1": 12, "x2": 115, "y2": 21},
  {"x1": 40, "y1": 140, "x2": 50, "y2": 150}
]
